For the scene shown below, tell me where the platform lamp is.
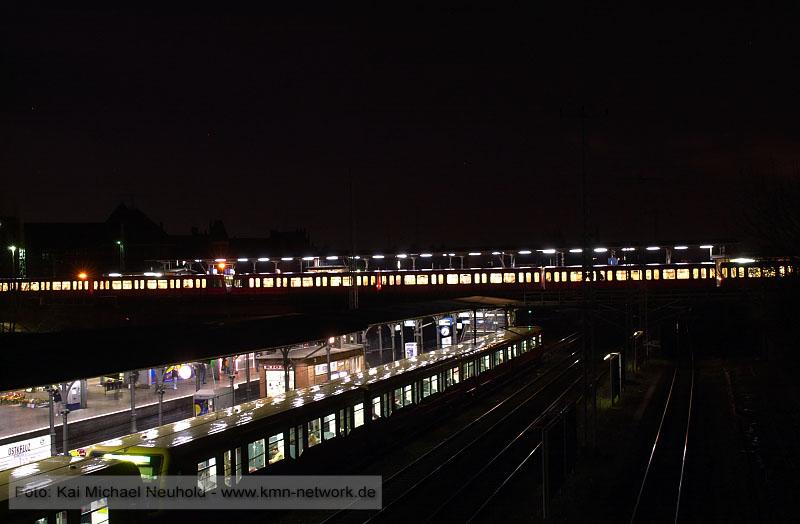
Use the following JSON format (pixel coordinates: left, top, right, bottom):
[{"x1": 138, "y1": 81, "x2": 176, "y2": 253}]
[{"x1": 7, "y1": 245, "x2": 16, "y2": 278}]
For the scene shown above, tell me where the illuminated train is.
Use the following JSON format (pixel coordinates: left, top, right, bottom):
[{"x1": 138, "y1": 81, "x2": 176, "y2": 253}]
[{"x1": 0, "y1": 259, "x2": 796, "y2": 297}]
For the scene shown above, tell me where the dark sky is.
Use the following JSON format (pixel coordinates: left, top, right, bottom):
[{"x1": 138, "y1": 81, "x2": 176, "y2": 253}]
[{"x1": 2, "y1": 3, "x2": 799, "y2": 249}]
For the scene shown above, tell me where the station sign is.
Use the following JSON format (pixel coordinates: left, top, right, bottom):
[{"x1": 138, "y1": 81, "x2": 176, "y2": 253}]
[
  {"x1": 0, "y1": 435, "x2": 51, "y2": 471},
  {"x1": 404, "y1": 342, "x2": 418, "y2": 358}
]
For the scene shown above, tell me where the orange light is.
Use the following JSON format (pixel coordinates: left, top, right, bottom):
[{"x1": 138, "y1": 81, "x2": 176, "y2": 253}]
[
  {"x1": 217, "y1": 262, "x2": 226, "y2": 270},
  {"x1": 78, "y1": 272, "x2": 88, "y2": 280}
]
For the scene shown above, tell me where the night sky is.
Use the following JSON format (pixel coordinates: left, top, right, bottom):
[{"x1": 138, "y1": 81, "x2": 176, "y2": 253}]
[{"x1": 2, "y1": 4, "x2": 799, "y2": 249}]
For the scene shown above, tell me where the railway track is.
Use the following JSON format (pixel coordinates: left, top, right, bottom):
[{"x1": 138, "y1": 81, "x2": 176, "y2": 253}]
[
  {"x1": 630, "y1": 355, "x2": 695, "y2": 524},
  {"x1": 314, "y1": 345, "x2": 584, "y2": 524}
]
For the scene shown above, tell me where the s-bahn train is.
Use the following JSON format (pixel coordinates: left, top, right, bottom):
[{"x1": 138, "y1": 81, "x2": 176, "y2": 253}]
[
  {"x1": 0, "y1": 259, "x2": 796, "y2": 298},
  {"x1": 75, "y1": 327, "x2": 543, "y2": 480}
]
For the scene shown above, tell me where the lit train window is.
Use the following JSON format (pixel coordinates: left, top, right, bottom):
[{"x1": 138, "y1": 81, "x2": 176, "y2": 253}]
[
  {"x1": 631, "y1": 270, "x2": 642, "y2": 281},
  {"x1": 169, "y1": 280, "x2": 175, "y2": 289},
  {"x1": 418, "y1": 275, "x2": 429, "y2": 285},
  {"x1": 480, "y1": 354, "x2": 491, "y2": 372},
  {"x1": 748, "y1": 267, "x2": 761, "y2": 278},
  {"x1": 403, "y1": 385, "x2": 413, "y2": 405},
  {"x1": 387, "y1": 275, "x2": 394, "y2": 285},
  {"x1": 20, "y1": 282, "x2": 29, "y2": 291},
  {"x1": 763, "y1": 267, "x2": 775, "y2": 278},
  {"x1": 291, "y1": 277, "x2": 301, "y2": 287},
  {"x1": 112, "y1": 281, "x2": 122, "y2": 290},
  {"x1": 80, "y1": 498, "x2": 109, "y2": 524},
  {"x1": 645, "y1": 270, "x2": 651, "y2": 280},
  {"x1": 533, "y1": 272, "x2": 540, "y2": 283},
  {"x1": 372, "y1": 397, "x2": 382, "y2": 418},
  {"x1": 381, "y1": 276, "x2": 387, "y2": 285},
  {"x1": 201, "y1": 279, "x2": 207, "y2": 288},
  {"x1": 653, "y1": 270, "x2": 660, "y2": 280},
  {"x1": 343, "y1": 277, "x2": 352, "y2": 286},
  {"x1": 738, "y1": 267, "x2": 745, "y2": 278},
  {"x1": 158, "y1": 280, "x2": 168, "y2": 289},
  {"x1": 302, "y1": 277, "x2": 313, "y2": 287},
  {"x1": 554, "y1": 272, "x2": 560, "y2": 283},
  {"x1": 0, "y1": 283, "x2": 5, "y2": 292},
  {"x1": 248, "y1": 439, "x2": 266, "y2": 471},
  {"x1": 518, "y1": 272, "x2": 524, "y2": 283},
  {"x1": 545, "y1": 272, "x2": 552, "y2": 283},
  {"x1": 197, "y1": 458, "x2": 217, "y2": 492},
  {"x1": 446, "y1": 366, "x2": 460, "y2": 386},
  {"x1": 405, "y1": 275, "x2": 416, "y2": 285},
  {"x1": 447, "y1": 274, "x2": 458, "y2": 285},
  {"x1": 474, "y1": 272, "x2": 480, "y2": 283},
  {"x1": 268, "y1": 433, "x2": 285, "y2": 463},
  {"x1": 676, "y1": 269, "x2": 690, "y2": 280},
  {"x1": 722, "y1": 267, "x2": 729, "y2": 278},
  {"x1": 123, "y1": 280, "x2": 132, "y2": 289},
  {"x1": 503, "y1": 273, "x2": 516, "y2": 283},
  {"x1": 729, "y1": 267, "x2": 736, "y2": 278},
  {"x1": 146, "y1": 280, "x2": 157, "y2": 289},
  {"x1": 605, "y1": 271, "x2": 613, "y2": 281},
  {"x1": 63, "y1": 281, "x2": 72, "y2": 290},
  {"x1": 526, "y1": 272, "x2": 532, "y2": 283},
  {"x1": 570, "y1": 271, "x2": 582, "y2": 282},
  {"x1": 692, "y1": 268, "x2": 699, "y2": 279},
  {"x1": 30, "y1": 282, "x2": 39, "y2": 291},
  {"x1": 254, "y1": 278, "x2": 261, "y2": 287},
  {"x1": 440, "y1": 274, "x2": 445, "y2": 284},
  {"x1": 700, "y1": 268, "x2": 707, "y2": 279},
  {"x1": 353, "y1": 403, "x2": 365, "y2": 427},
  {"x1": 459, "y1": 274, "x2": 471, "y2": 284},
  {"x1": 330, "y1": 276, "x2": 340, "y2": 287},
  {"x1": 779, "y1": 266, "x2": 786, "y2": 277},
  {"x1": 370, "y1": 276, "x2": 376, "y2": 286},
  {"x1": 613, "y1": 271, "x2": 625, "y2": 281},
  {"x1": 248, "y1": 278, "x2": 254, "y2": 287},
  {"x1": 463, "y1": 360, "x2": 475, "y2": 379},
  {"x1": 663, "y1": 269, "x2": 676, "y2": 280},
  {"x1": 490, "y1": 273, "x2": 502, "y2": 284},
  {"x1": 322, "y1": 276, "x2": 328, "y2": 286},
  {"x1": 422, "y1": 375, "x2": 439, "y2": 398}
]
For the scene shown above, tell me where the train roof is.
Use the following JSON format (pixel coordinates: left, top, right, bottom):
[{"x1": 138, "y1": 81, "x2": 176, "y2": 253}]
[
  {"x1": 0, "y1": 456, "x2": 127, "y2": 503},
  {"x1": 81, "y1": 327, "x2": 539, "y2": 455}
]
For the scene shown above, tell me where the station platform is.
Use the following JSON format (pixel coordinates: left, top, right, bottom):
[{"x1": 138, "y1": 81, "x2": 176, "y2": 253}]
[{"x1": 0, "y1": 372, "x2": 257, "y2": 445}]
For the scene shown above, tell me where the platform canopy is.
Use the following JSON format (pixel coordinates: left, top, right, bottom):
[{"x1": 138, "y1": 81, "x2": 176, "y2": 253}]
[{"x1": 0, "y1": 297, "x2": 523, "y2": 392}]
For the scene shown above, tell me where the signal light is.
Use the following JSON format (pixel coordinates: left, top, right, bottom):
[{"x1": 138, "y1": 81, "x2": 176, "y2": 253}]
[
  {"x1": 78, "y1": 272, "x2": 88, "y2": 280},
  {"x1": 216, "y1": 262, "x2": 226, "y2": 271}
]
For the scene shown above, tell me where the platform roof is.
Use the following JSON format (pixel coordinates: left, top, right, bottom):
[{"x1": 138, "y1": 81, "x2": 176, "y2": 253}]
[{"x1": 0, "y1": 297, "x2": 523, "y2": 392}]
